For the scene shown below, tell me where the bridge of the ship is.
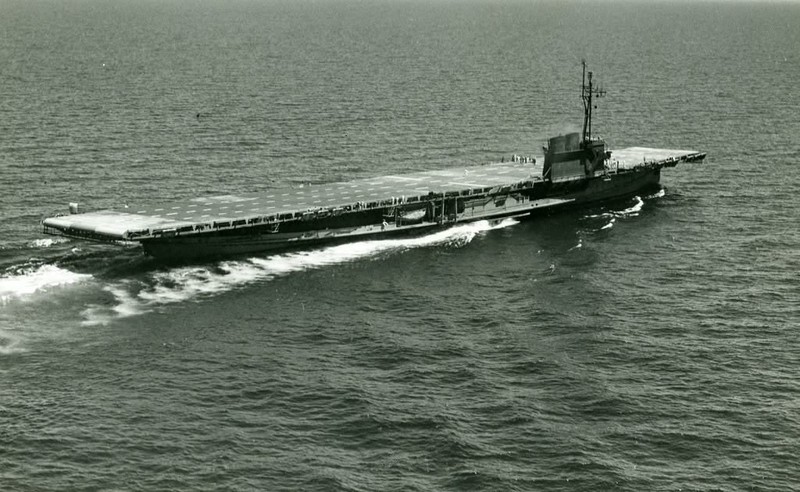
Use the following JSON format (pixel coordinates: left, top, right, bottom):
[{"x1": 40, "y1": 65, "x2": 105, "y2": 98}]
[{"x1": 42, "y1": 147, "x2": 705, "y2": 242}]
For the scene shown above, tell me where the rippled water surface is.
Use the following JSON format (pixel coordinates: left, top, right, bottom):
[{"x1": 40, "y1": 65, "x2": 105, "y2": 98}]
[{"x1": 1, "y1": 1, "x2": 799, "y2": 490}]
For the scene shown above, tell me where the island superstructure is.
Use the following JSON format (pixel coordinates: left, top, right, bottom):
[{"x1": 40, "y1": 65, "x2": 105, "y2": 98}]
[{"x1": 41, "y1": 63, "x2": 706, "y2": 259}]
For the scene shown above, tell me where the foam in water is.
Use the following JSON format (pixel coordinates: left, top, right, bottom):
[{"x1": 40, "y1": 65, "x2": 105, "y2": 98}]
[
  {"x1": 0, "y1": 331, "x2": 26, "y2": 355},
  {"x1": 585, "y1": 196, "x2": 646, "y2": 223},
  {"x1": 580, "y1": 193, "x2": 660, "y2": 234},
  {"x1": 81, "y1": 219, "x2": 517, "y2": 325},
  {"x1": 81, "y1": 283, "x2": 146, "y2": 325},
  {"x1": 28, "y1": 238, "x2": 70, "y2": 249},
  {"x1": 623, "y1": 196, "x2": 645, "y2": 216},
  {"x1": 0, "y1": 264, "x2": 92, "y2": 304},
  {"x1": 569, "y1": 238, "x2": 583, "y2": 251}
]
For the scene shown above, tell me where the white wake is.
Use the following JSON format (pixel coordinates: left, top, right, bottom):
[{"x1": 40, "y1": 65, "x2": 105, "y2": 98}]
[
  {"x1": 0, "y1": 264, "x2": 92, "y2": 304},
  {"x1": 81, "y1": 219, "x2": 518, "y2": 325}
]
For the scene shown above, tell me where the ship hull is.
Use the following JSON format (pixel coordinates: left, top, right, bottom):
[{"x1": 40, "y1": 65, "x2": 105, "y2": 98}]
[
  {"x1": 571, "y1": 167, "x2": 661, "y2": 205},
  {"x1": 141, "y1": 168, "x2": 661, "y2": 260},
  {"x1": 140, "y1": 206, "x2": 532, "y2": 260}
]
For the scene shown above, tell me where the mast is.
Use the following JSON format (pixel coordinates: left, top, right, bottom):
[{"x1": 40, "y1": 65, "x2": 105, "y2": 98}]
[{"x1": 581, "y1": 60, "x2": 604, "y2": 143}]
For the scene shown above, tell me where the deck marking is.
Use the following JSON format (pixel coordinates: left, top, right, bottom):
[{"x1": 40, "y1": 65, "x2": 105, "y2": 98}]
[{"x1": 387, "y1": 176, "x2": 423, "y2": 181}]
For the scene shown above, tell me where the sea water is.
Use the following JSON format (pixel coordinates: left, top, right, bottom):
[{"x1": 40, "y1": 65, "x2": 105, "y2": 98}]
[{"x1": 1, "y1": 1, "x2": 798, "y2": 490}]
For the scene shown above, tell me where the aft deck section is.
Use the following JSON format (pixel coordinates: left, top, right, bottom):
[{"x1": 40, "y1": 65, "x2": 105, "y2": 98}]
[{"x1": 42, "y1": 147, "x2": 705, "y2": 242}]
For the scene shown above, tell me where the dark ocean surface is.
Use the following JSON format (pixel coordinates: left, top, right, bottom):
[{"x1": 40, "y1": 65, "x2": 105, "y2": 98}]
[{"x1": 1, "y1": 1, "x2": 799, "y2": 490}]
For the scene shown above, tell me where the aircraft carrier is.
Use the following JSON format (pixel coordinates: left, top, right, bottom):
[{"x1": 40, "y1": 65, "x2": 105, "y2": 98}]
[{"x1": 41, "y1": 64, "x2": 706, "y2": 259}]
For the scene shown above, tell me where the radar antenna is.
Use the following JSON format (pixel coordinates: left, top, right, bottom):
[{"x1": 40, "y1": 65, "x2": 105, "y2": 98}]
[{"x1": 581, "y1": 60, "x2": 605, "y2": 143}]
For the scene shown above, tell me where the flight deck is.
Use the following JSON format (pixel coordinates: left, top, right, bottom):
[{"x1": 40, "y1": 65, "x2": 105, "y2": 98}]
[{"x1": 42, "y1": 147, "x2": 705, "y2": 243}]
